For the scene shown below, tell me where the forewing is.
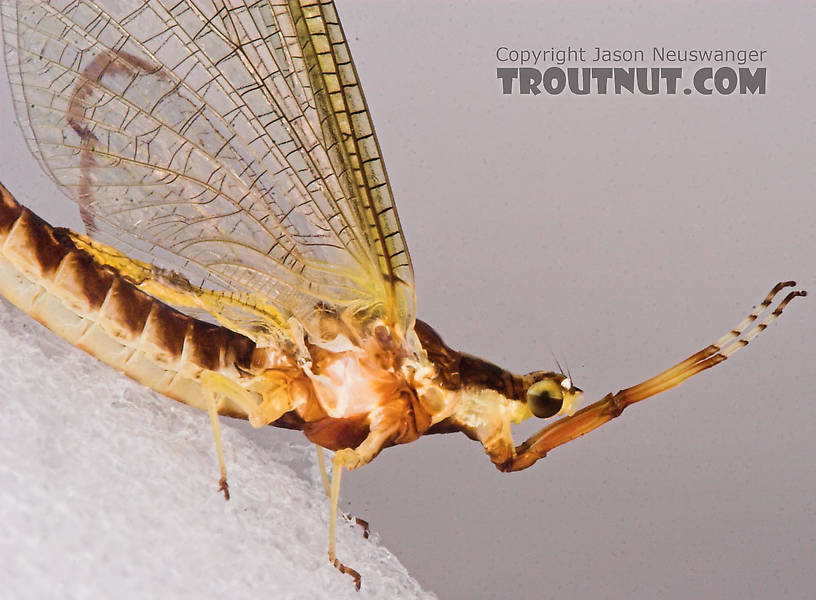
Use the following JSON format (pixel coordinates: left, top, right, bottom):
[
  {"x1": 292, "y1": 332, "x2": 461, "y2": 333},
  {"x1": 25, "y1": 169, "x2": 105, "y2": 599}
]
[{"x1": 1, "y1": 0, "x2": 415, "y2": 341}]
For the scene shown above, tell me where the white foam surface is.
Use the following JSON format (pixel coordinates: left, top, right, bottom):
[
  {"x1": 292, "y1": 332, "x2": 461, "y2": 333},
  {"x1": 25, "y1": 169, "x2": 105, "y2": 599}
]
[{"x1": 0, "y1": 297, "x2": 436, "y2": 600}]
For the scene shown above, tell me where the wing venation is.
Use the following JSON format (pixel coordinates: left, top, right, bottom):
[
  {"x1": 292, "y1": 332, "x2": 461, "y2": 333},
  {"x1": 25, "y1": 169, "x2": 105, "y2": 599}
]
[{"x1": 2, "y1": 0, "x2": 416, "y2": 343}]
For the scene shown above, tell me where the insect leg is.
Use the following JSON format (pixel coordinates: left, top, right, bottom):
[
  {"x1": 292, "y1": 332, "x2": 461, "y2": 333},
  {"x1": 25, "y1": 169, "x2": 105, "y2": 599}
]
[
  {"x1": 505, "y1": 281, "x2": 806, "y2": 472},
  {"x1": 316, "y1": 446, "x2": 371, "y2": 539},
  {"x1": 204, "y1": 389, "x2": 230, "y2": 500},
  {"x1": 316, "y1": 445, "x2": 331, "y2": 497},
  {"x1": 199, "y1": 369, "x2": 294, "y2": 498},
  {"x1": 329, "y1": 451, "x2": 362, "y2": 589},
  {"x1": 200, "y1": 369, "x2": 293, "y2": 428}
]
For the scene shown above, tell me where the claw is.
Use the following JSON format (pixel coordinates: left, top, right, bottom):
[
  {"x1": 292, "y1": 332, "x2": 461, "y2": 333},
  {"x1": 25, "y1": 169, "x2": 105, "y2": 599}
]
[
  {"x1": 332, "y1": 556, "x2": 362, "y2": 590},
  {"x1": 350, "y1": 515, "x2": 370, "y2": 539},
  {"x1": 218, "y1": 476, "x2": 230, "y2": 501}
]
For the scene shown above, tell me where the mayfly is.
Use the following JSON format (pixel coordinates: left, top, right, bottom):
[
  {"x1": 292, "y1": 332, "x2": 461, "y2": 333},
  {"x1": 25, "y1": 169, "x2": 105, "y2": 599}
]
[{"x1": 0, "y1": 0, "x2": 805, "y2": 589}]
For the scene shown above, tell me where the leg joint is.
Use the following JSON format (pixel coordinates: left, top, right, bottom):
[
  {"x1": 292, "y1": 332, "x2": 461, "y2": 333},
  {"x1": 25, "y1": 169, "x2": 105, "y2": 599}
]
[{"x1": 606, "y1": 393, "x2": 627, "y2": 418}]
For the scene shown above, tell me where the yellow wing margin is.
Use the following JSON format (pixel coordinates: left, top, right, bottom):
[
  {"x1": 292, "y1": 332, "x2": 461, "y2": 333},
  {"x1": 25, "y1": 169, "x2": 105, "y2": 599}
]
[{"x1": 290, "y1": 1, "x2": 415, "y2": 335}]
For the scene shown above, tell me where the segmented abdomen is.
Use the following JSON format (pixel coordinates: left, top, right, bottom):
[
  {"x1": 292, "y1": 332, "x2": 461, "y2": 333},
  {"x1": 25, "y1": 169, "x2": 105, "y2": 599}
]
[{"x1": 0, "y1": 183, "x2": 260, "y2": 419}]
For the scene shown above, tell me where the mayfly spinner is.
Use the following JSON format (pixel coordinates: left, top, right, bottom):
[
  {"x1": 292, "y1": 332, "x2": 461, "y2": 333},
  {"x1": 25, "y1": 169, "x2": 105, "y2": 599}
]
[{"x1": 0, "y1": 0, "x2": 805, "y2": 589}]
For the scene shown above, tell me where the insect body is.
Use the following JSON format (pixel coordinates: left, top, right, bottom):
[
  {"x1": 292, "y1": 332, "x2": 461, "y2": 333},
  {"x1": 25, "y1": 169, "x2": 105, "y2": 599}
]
[{"x1": 0, "y1": 0, "x2": 805, "y2": 589}]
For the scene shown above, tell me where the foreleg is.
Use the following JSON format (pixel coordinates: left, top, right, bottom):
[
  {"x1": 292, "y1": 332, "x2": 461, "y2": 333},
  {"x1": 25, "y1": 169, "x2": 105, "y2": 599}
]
[{"x1": 504, "y1": 282, "x2": 805, "y2": 472}]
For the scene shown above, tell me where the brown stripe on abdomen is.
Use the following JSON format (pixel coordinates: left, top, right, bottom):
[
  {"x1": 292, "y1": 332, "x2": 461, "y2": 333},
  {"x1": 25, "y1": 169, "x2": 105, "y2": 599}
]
[
  {"x1": 141, "y1": 301, "x2": 191, "y2": 365},
  {"x1": 51, "y1": 247, "x2": 115, "y2": 314},
  {"x1": 2, "y1": 205, "x2": 70, "y2": 279},
  {"x1": 98, "y1": 277, "x2": 154, "y2": 342},
  {"x1": 183, "y1": 320, "x2": 255, "y2": 373},
  {"x1": 0, "y1": 185, "x2": 23, "y2": 237},
  {"x1": 0, "y1": 181, "x2": 261, "y2": 398}
]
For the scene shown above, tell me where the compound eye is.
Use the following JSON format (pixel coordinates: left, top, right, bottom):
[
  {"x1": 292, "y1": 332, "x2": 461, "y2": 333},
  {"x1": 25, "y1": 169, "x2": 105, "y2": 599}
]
[{"x1": 526, "y1": 379, "x2": 564, "y2": 418}]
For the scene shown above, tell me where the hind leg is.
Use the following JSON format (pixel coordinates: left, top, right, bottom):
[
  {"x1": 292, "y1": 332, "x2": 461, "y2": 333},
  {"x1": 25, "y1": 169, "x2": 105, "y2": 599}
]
[{"x1": 199, "y1": 370, "x2": 295, "y2": 498}]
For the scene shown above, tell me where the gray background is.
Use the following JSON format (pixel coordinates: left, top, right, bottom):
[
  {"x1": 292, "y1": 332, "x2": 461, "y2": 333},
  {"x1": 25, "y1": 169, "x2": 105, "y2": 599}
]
[{"x1": 1, "y1": 1, "x2": 814, "y2": 599}]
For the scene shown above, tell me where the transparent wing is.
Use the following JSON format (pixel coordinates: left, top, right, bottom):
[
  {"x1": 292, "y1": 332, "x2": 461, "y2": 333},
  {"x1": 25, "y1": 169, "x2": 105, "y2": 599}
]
[{"x1": 1, "y1": 0, "x2": 415, "y2": 342}]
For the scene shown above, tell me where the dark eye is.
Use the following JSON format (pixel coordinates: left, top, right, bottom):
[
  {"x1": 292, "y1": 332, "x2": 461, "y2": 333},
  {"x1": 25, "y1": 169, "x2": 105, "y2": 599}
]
[{"x1": 526, "y1": 380, "x2": 563, "y2": 418}]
